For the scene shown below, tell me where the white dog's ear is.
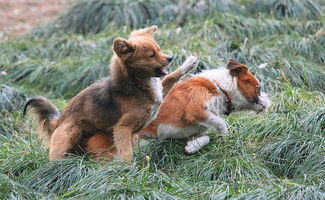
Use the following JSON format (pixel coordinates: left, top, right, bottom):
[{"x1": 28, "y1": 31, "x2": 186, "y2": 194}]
[
  {"x1": 227, "y1": 59, "x2": 247, "y2": 76},
  {"x1": 130, "y1": 25, "x2": 158, "y2": 38}
]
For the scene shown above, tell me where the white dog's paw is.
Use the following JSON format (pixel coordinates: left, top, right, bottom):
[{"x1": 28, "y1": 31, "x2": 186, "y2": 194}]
[
  {"x1": 185, "y1": 141, "x2": 201, "y2": 154},
  {"x1": 185, "y1": 136, "x2": 210, "y2": 154},
  {"x1": 179, "y1": 56, "x2": 198, "y2": 73},
  {"x1": 220, "y1": 126, "x2": 229, "y2": 136}
]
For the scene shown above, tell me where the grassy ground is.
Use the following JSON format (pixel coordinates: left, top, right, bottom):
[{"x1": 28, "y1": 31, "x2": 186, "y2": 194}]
[{"x1": 0, "y1": 0, "x2": 324, "y2": 199}]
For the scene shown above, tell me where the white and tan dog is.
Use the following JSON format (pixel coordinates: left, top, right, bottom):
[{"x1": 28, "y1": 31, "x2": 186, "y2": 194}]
[{"x1": 138, "y1": 59, "x2": 271, "y2": 153}]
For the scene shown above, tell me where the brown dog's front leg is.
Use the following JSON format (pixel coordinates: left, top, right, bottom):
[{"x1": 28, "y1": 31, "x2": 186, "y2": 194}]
[
  {"x1": 113, "y1": 125, "x2": 133, "y2": 162},
  {"x1": 162, "y1": 56, "x2": 198, "y2": 96}
]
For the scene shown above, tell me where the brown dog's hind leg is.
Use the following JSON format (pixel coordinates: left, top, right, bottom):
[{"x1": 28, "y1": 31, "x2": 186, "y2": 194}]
[
  {"x1": 85, "y1": 133, "x2": 117, "y2": 161},
  {"x1": 85, "y1": 132, "x2": 139, "y2": 162},
  {"x1": 49, "y1": 123, "x2": 83, "y2": 160}
]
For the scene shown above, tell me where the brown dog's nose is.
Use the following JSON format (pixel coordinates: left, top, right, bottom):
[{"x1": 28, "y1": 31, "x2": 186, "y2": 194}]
[{"x1": 167, "y1": 56, "x2": 173, "y2": 63}]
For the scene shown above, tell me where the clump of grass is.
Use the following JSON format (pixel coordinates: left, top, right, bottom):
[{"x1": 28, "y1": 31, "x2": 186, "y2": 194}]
[
  {"x1": 214, "y1": 14, "x2": 289, "y2": 40},
  {"x1": 176, "y1": 136, "x2": 275, "y2": 184},
  {"x1": 230, "y1": 184, "x2": 280, "y2": 199},
  {"x1": 0, "y1": 174, "x2": 52, "y2": 200},
  {"x1": 259, "y1": 133, "x2": 324, "y2": 179},
  {"x1": 294, "y1": 152, "x2": 325, "y2": 188},
  {"x1": 65, "y1": 161, "x2": 232, "y2": 199},
  {"x1": 0, "y1": 85, "x2": 27, "y2": 112},
  {"x1": 5, "y1": 56, "x2": 109, "y2": 98},
  {"x1": 62, "y1": 162, "x2": 181, "y2": 199},
  {"x1": 229, "y1": 112, "x2": 300, "y2": 141},
  {"x1": 51, "y1": 0, "x2": 179, "y2": 34},
  {"x1": 279, "y1": 185, "x2": 325, "y2": 200},
  {"x1": 22, "y1": 157, "x2": 96, "y2": 195},
  {"x1": 138, "y1": 131, "x2": 275, "y2": 184},
  {"x1": 285, "y1": 34, "x2": 325, "y2": 64},
  {"x1": 135, "y1": 139, "x2": 187, "y2": 172},
  {"x1": 300, "y1": 107, "x2": 325, "y2": 134},
  {"x1": 257, "y1": 58, "x2": 325, "y2": 92},
  {"x1": 32, "y1": 0, "x2": 240, "y2": 35},
  {"x1": 231, "y1": 184, "x2": 325, "y2": 200},
  {"x1": 0, "y1": 111, "x2": 28, "y2": 137},
  {"x1": 251, "y1": 0, "x2": 322, "y2": 19},
  {"x1": 212, "y1": 13, "x2": 324, "y2": 41},
  {"x1": 270, "y1": 86, "x2": 324, "y2": 112},
  {"x1": 0, "y1": 34, "x2": 114, "y2": 97},
  {"x1": 0, "y1": 129, "x2": 47, "y2": 179}
]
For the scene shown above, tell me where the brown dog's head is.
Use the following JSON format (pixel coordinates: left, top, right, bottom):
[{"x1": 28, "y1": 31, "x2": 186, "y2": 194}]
[
  {"x1": 227, "y1": 59, "x2": 270, "y2": 112},
  {"x1": 112, "y1": 25, "x2": 172, "y2": 77}
]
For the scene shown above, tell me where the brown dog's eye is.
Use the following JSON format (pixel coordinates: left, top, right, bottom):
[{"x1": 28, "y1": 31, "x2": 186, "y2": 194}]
[{"x1": 149, "y1": 53, "x2": 155, "y2": 58}]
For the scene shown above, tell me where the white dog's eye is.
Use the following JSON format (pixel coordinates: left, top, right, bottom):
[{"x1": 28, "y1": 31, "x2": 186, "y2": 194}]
[{"x1": 149, "y1": 53, "x2": 155, "y2": 58}]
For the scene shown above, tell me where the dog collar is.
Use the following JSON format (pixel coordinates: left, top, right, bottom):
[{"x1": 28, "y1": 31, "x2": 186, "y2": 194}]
[{"x1": 213, "y1": 81, "x2": 234, "y2": 116}]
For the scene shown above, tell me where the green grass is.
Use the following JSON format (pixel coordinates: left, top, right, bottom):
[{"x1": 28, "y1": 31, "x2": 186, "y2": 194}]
[
  {"x1": 0, "y1": 0, "x2": 324, "y2": 199},
  {"x1": 251, "y1": 0, "x2": 323, "y2": 19}
]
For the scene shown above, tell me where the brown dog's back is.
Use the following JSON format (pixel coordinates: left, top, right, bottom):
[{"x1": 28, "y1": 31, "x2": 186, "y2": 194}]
[{"x1": 57, "y1": 78, "x2": 121, "y2": 132}]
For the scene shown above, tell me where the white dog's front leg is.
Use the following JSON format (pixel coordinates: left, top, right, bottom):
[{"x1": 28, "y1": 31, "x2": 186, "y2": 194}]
[
  {"x1": 185, "y1": 135, "x2": 210, "y2": 154},
  {"x1": 200, "y1": 112, "x2": 229, "y2": 135},
  {"x1": 179, "y1": 56, "x2": 198, "y2": 74}
]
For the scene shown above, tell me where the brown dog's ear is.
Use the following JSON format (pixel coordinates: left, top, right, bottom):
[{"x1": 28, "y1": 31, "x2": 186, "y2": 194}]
[
  {"x1": 113, "y1": 37, "x2": 134, "y2": 57},
  {"x1": 227, "y1": 58, "x2": 248, "y2": 76},
  {"x1": 130, "y1": 25, "x2": 158, "y2": 38}
]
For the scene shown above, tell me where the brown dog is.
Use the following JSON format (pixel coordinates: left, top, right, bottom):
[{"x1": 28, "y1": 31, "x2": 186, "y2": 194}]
[{"x1": 24, "y1": 25, "x2": 198, "y2": 162}]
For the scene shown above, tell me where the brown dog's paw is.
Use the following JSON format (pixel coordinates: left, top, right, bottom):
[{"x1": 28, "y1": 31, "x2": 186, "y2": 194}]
[{"x1": 117, "y1": 148, "x2": 133, "y2": 163}]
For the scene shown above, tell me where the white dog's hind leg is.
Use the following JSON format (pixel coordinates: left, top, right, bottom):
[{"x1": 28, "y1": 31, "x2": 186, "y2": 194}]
[
  {"x1": 185, "y1": 135, "x2": 210, "y2": 154},
  {"x1": 200, "y1": 112, "x2": 229, "y2": 135}
]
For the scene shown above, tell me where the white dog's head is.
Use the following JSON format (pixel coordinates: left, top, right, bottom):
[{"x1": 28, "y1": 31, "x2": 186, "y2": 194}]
[{"x1": 226, "y1": 59, "x2": 271, "y2": 113}]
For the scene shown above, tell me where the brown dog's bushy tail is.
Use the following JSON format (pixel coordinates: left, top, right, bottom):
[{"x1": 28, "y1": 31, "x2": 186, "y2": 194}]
[{"x1": 23, "y1": 96, "x2": 60, "y2": 147}]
